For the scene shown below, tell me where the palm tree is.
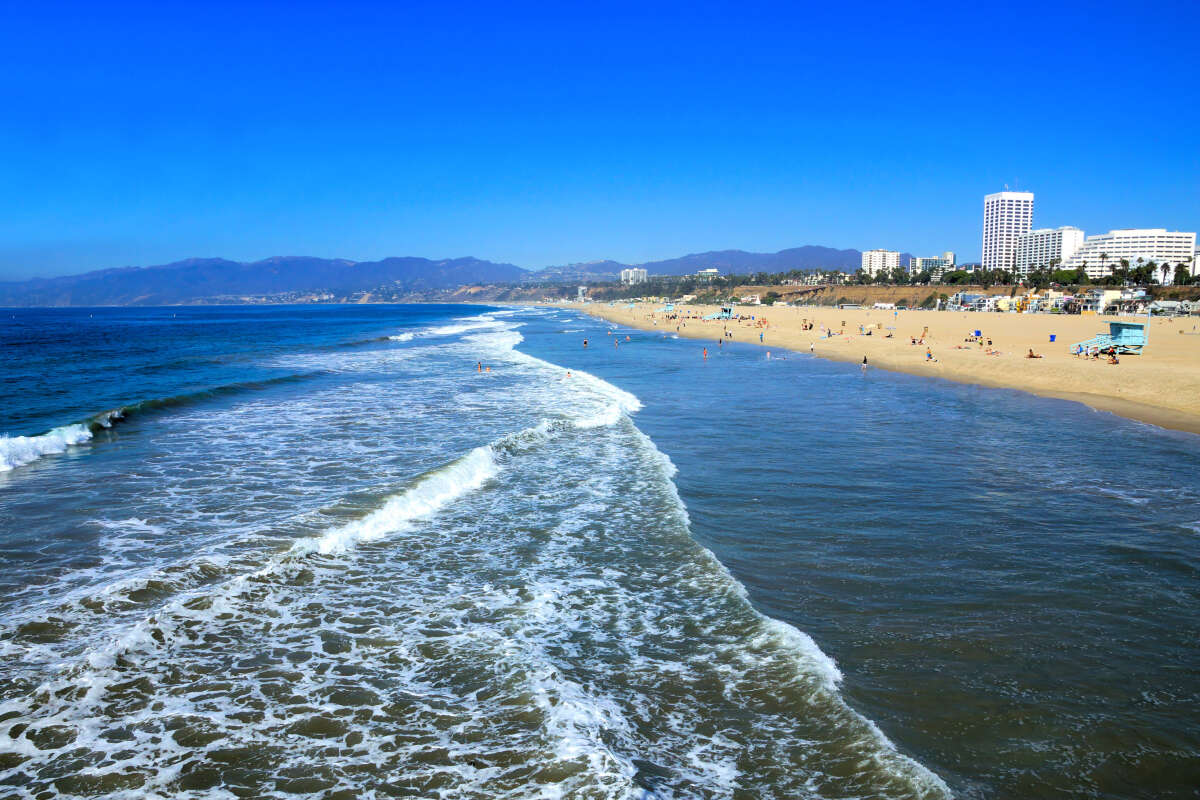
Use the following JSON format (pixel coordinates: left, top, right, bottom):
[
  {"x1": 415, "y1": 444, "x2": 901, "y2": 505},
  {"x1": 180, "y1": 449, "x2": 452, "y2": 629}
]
[
  {"x1": 1160, "y1": 263, "x2": 1170, "y2": 285},
  {"x1": 1100, "y1": 252, "x2": 1109, "y2": 276}
]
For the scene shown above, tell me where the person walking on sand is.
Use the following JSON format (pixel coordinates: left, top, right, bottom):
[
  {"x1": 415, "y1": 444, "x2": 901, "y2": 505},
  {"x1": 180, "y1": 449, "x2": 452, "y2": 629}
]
[
  {"x1": 759, "y1": 331, "x2": 764, "y2": 343},
  {"x1": 809, "y1": 342, "x2": 814, "y2": 353}
]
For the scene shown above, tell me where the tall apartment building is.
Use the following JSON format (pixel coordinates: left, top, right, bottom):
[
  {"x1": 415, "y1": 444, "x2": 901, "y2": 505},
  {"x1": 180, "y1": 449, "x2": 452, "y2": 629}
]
[
  {"x1": 982, "y1": 191, "x2": 1034, "y2": 272},
  {"x1": 1014, "y1": 226, "x2": 1085, "y2": 277},
  {"x1": 619, "y1": 267, "x2": 648, "y2": 285},
  {"x1": 1064, "y1": 229, "x2": 1197, "y2": 281},
  {"x1": 861, "y1": 249, "x2": 900, "y2": 278}
]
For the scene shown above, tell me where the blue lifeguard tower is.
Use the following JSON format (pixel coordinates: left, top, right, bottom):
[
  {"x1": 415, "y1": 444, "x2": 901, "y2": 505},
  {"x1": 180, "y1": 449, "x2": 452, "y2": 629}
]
[
  {"x1": 1072, "y1": 321, "x2": 1147, "y2": 355},
  {"x1": 703, "y1": 306, "x2": 734, "y2": 320}
]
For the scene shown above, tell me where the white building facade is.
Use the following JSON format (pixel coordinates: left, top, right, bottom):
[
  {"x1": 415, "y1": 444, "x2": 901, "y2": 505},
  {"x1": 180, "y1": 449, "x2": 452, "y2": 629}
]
[
  {"x1": 619, "y1": 267, "x2": 648, "y2": 285},
  {"x1": 911, "y1": 254, "x2": 955, "y2": 274},
  {"x1": 1014, "y1": 226, "x2": 1085, "y2": 277},
  {"x1": 1064, "y1": 229, "x2": 1197, "y2": 282},
  {"x1": 861, "y1": 249, "x2": 900, "y2": 278},
  {"x1": 982, "y1": 191, "x2": 1034, "y2": 273}
]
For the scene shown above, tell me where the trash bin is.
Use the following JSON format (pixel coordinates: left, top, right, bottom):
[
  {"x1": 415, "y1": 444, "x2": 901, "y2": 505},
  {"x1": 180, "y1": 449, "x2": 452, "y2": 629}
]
[
  {"x1": 974, "y1": 330, "x2": 981, "y2": 337},
  {"x1": 1049, "y1": 334, "x2": 1056, "y2": 342}
]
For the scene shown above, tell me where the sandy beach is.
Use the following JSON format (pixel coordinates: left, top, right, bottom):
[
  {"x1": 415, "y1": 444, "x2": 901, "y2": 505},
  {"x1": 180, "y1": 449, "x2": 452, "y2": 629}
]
[{"x1": 572, "y1": 302, "x2": 1200, "y2": 435}]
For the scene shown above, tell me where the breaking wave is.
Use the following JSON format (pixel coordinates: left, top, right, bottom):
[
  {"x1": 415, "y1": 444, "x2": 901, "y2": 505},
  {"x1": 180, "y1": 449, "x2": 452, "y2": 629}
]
[{"x1": 0, "y1": 372, "x2": 328, "y2": 474}]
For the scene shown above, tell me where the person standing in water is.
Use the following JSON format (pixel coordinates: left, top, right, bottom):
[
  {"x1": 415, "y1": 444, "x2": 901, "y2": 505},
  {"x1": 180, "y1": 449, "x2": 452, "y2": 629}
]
[
  {"x1": 583, "y1": 339, "x2": 588, "y2": 348},
  {"x1": 862, "y1": 355, "x2": 868, "y2": 372},
  {"x1": 477, "y1": 362, "x2": 482, "y2": 373},
  {"x1": 703, "y1": 347, "x2": 708, "y2": 360}
]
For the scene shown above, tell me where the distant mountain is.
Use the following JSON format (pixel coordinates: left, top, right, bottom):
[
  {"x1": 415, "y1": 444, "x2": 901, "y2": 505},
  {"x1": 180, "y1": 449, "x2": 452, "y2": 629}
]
[
  {"x1": 0, "y1": 244, "x2": 897, "y2": 306},
  {"x1": 524, "y1": 246, "x2": 865, "y2": 282},
  {"x1": 0, "y1": 256, "x2": 527, "y2": 306},
  {"x1": 632, "y1": 246, "x2": 863, "y2": 275},
  {"x1": 521, "y1": 260, "x2": 628, "y2": 284}
]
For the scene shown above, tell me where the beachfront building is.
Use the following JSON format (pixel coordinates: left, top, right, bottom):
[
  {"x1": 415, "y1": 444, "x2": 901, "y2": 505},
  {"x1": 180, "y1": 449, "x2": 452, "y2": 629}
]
[
  {"x1": 619, "y1": 267, "x2": 648, "y2": 285},
  {"x1": 911, "y1": 254, "x2": 955, "y2": 275},
  {"x1": 861, "y1": 249, "x2": 900, "y2": 278},
  {"x1": 1064, "y1": 229, "x2": 1197, "y2": 282},
  {"x1": 982, "y1": 191, "x2": 1034, "y2": 273},
  {"x1": 1014, "y1": 226, "x2": 1085, "y2": 278}
]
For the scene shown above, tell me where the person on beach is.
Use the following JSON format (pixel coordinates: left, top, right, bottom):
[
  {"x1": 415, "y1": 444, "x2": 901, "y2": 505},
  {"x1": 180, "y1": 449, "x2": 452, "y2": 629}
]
[
  {"x1": 1108, "y1": 352, "x2": 1120, "y2": 365},
  {"x1": 810, "y1": 342, "x2": 814, "y2": 353},
  {"x1": 759, "y1": 331, "x2": 764, "y2": 343},
  {"x1": 861, "y1": 356, "x2": 868, "y2": 371},
  {"x1": 925, "y1": 347, "x2": 937, "y2": 362},
  {"x1": 1026, "y1": 349, "x2": 1043, "y2": 359}
]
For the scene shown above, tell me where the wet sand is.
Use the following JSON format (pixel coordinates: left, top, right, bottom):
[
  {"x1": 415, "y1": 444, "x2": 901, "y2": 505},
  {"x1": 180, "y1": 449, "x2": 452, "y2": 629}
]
[{"x1": 571, "y1": 302, "x2": 1200, "y2": 436}]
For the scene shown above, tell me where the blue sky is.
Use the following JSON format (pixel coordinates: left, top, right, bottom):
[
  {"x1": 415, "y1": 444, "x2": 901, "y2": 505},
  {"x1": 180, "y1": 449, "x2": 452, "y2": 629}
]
[{"x1": 1, "y1": 0, "x2": 1197, "y2": 279}]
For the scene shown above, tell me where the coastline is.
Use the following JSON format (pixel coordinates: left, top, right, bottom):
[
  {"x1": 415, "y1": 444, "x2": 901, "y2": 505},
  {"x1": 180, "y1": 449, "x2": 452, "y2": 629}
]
[{"x1": 568, "y1": 301, "x2": 1200, "y2": 436}]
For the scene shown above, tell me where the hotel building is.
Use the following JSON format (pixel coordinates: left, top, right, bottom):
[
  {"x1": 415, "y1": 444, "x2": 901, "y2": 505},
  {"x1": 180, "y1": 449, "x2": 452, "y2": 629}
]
[
  {"x1": 1063, "y1": 229, "x2": 1197, "y2": 281},
  {"x1": 861, "y1": 249, "x2": 900, "y2": 278},
  {"x1": 982, "y1": 191, "x2": 1034, "y2": 273},
  {"x1": 619, "y1": 267, "x2": 648, "y2": 285},
  {"x1": 1014, "y1": 226, "x2": 1085, "y2": 277}
]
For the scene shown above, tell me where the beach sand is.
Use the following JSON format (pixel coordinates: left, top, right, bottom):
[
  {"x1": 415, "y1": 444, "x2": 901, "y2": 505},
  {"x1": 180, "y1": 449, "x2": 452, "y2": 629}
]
[{"x1": 572, "y1": 302, "x2": 1200, "y2": 435}]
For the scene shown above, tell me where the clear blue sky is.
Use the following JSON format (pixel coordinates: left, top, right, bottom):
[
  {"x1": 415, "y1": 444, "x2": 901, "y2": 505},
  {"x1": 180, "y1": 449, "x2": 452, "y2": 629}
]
[{"x1": 1, "y1": 0, "x2": 1197, "y2": 279}]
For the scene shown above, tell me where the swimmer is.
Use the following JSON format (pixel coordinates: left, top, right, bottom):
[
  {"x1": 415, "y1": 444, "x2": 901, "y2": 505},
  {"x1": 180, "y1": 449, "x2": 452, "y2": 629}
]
[
  {"x1": 566, "y1": 371, "x2": 572, "y2": 378},
  {"x1": 477, "y1": 362, "x2": 481, "y2": 373},
  {"x1": 583, "y1": 339, "x2": 588, "y2": 348},
  {"x1": 485, "y1": 366, "x2": 491, "y2": 373}
]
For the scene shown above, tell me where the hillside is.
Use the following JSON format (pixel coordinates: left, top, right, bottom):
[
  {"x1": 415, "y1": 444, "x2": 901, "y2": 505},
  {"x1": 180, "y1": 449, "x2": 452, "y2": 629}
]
[{"x1": 0, "y1": 256, "x2": 527, "y2": 306}]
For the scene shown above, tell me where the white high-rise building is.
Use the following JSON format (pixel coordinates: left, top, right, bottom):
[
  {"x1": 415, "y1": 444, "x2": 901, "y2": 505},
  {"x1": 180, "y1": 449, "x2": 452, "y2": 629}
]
[
  {"x1": 942, "y1": 251, "x2": 956, "y2": 266},
  {"x1": 619, "y1": 267, "x2": 648, "y2": 285},
  {"x1": 861, "y1": 249, "x2": 900, "y2": 278},
  {"x1": 1064, "y1": 229, "x2": 1197, "y2": 281},
  {"x1": 982, "y1": 191, "x2": 1034, "y2": 273},
  {"x1": 1014, "y1": 226, "x2": 1085, "y2": 277}
]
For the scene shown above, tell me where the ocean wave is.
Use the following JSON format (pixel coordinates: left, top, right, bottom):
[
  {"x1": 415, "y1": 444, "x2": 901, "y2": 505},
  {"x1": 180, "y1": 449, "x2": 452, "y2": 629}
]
[
  {"x1": 290, "y1": 445, "x2": 501, "y2": 557},
  {"x1": 0, "y1": 423, "x2": 93, "y2": 472},
  {"x1": 0, "y1": 372, "x2": 328, "y2": 474}
]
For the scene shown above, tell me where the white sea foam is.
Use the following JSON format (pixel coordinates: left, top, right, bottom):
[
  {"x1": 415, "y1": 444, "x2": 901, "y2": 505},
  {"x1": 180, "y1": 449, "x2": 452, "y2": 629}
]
[
  {"x1": 291, "y1": 445, "x2": 501, "y2": 556},
  {"x1": 0, "y1": 306, "x2": 956, "y2": 798},
  {"x1": 388, "y1": 332, "x2": 415, "y2": 341},
  {"x1": 0, "y1": 423, "x2": 93, "y2": 472}
]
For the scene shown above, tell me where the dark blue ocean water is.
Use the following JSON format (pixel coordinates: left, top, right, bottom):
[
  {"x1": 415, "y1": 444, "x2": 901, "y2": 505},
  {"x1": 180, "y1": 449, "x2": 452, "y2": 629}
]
[{"x1": 1, "y1": 304, "x2": 1197, "y2": 799}]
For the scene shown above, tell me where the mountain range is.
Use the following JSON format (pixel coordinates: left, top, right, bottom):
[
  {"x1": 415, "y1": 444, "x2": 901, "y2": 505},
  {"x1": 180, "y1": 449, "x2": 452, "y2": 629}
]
[{"x1": 0, "y1": 246, "x2": 878, "y2": 306}]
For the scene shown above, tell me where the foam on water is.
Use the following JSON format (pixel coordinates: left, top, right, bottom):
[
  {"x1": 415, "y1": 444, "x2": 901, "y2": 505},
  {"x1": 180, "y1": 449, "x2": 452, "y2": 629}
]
[
  {"x1": 0, "y1": 308, "x2": 952, "y2": 799},
  {"x1": 0, "y1": 423, "x2": 92, "y2": 471}
]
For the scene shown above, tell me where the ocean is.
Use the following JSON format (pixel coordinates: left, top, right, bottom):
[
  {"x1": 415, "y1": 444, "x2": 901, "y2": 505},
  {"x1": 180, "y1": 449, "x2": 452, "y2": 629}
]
[{"x1": 1, "y1": 304, "x2": 1197, "y2": 799}]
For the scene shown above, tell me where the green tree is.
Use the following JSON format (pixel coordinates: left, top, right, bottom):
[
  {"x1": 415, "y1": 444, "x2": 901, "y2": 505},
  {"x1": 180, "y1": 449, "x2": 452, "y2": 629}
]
[{"x1": 1174, "y1": 262, "x2": 1192, "y2": 286}]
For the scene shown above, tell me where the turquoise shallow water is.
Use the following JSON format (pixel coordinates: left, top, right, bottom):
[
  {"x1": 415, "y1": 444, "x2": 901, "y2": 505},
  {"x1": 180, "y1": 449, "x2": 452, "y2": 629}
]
[{"x1": 1, "y1": 304, "x2": 1197, "y2": 798}]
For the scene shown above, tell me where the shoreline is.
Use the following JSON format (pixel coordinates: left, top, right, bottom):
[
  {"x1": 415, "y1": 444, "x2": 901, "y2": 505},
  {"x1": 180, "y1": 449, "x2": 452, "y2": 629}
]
[{"x1": 568, "y1": 301, "x2": 1200, "y2": 437}]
